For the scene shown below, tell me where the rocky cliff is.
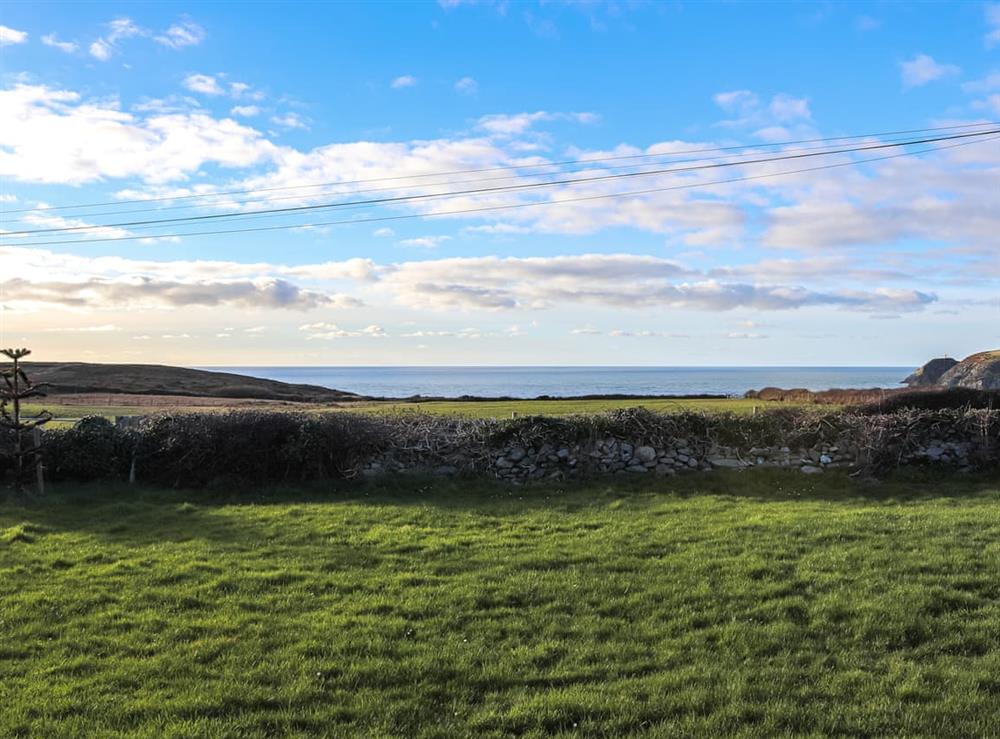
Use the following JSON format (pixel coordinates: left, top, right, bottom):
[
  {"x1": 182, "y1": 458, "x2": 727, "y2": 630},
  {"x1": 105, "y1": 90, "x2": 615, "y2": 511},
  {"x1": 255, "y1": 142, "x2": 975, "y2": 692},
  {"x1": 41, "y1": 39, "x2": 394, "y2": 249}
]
[
  {"x1": 937, "y1": 350, "x2": 1000, "y2": 391},
  {"x1": 902, "y1": 357, "x2": 958, "y2": 387}
]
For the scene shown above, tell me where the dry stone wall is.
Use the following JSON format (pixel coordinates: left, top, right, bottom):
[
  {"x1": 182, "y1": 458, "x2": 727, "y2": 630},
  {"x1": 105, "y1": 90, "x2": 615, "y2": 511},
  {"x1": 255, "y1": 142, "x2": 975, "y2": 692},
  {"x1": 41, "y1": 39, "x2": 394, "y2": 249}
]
[{"x1": 359, "y1": 410, "x2": 995, "y2": 481}]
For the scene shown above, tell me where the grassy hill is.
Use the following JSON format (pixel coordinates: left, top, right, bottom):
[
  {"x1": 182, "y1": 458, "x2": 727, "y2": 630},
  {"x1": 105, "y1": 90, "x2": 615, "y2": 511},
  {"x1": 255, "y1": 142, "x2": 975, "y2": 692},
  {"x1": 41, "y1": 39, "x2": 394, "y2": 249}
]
[{"x1": 24, "y1": 362, "x2": 359, "y2": 403}]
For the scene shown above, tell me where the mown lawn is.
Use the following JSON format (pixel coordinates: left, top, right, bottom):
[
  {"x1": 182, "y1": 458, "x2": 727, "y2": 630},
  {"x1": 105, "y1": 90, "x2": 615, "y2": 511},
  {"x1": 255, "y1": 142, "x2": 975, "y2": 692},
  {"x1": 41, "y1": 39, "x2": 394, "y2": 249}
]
[{"x1": 2, "y1": 471, "x2": 999, "y2": 737}]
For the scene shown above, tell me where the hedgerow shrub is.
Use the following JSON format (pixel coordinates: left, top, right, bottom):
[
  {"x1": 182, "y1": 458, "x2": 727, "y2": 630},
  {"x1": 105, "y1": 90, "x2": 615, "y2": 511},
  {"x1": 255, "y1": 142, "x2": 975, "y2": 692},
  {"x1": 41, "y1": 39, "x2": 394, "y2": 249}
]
[
  {"x1": 0, "y1": 426, "x2": 15, "y2": 483},
  {"x1": 126, "y1": 411, "x2": 390, "y2": 487},
  {"x1": 44, "y1": 416, "x2": 129, "y2": 482},
  {"x1": 846, "y1": 407, "x2": 1000, "y2": 472},
  {"x1": 31, "y1": 407, "x2": 1000, "y2": 488},
  {"x1": 279, "y1": 413, "x2": 389, "y2": 479},
  {"x1": 860, "y1": 388, "x2": 1000, "y2": 413}
]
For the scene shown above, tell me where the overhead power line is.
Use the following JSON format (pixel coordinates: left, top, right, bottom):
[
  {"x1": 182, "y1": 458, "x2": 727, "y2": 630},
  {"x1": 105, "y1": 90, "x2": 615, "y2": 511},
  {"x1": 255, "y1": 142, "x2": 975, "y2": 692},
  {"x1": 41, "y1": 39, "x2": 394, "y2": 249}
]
[
  {"x1": 5, "y1": 127, "x2": 998, "y2": 238},
  {"x1": 3, "y1": 120, "x2": 997, "y2": 216},
  {"x1": 3, "y1": 128, "x2": 984, "y2": 225},
  {"x1": 9, "y1": 131, "x2": 998, "y2": 248}
]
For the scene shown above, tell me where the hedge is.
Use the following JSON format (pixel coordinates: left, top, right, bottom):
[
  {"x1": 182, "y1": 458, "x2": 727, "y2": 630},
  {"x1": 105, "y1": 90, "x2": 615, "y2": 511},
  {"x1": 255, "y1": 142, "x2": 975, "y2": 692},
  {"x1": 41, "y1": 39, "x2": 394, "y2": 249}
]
[{"x1": 1, "y1": 407, "x2": 998, "y2": 489}]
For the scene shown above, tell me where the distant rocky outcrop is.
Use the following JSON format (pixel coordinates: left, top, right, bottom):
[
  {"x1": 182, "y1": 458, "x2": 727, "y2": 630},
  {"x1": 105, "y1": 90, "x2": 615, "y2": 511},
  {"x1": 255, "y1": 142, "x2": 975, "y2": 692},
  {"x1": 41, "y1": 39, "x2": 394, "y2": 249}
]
[
  {"x1": 937, "y1": 350, "x2": 1000, "y2": 391},
  {"x1": 903, "y1": 357, "x2": 959, "y2": 387}
]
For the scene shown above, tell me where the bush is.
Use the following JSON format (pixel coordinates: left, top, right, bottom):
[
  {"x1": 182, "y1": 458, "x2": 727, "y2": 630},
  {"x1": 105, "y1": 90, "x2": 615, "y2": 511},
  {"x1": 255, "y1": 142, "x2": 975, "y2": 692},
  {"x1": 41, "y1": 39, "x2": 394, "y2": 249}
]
[
  {"x1": 44, "y1": 416, "x2": 130, "y2": 482},
  {"x1": 124, "y1": 411, "x2": 393, "y2": 487},
  {"x1": 860, "y1": 388, "x2": 1000, "y2": 413},
  {"x1": 0, "y1": 426, "x2": 15, "y2": 483}
]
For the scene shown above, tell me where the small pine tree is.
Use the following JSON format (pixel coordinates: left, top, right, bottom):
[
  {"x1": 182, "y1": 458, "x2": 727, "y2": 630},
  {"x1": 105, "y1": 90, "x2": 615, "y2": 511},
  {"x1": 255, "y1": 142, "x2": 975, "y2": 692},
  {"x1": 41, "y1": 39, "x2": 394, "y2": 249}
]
[{"x1": 1, "y1": 348, "x2": 52, "y2": 492}]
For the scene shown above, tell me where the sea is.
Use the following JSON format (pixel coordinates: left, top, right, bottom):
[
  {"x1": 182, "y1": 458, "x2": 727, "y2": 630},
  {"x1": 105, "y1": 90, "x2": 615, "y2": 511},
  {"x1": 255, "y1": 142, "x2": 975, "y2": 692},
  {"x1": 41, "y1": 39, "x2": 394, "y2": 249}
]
[{"x1": 203, "y1": 366, "x2": 912, "y2": 399}]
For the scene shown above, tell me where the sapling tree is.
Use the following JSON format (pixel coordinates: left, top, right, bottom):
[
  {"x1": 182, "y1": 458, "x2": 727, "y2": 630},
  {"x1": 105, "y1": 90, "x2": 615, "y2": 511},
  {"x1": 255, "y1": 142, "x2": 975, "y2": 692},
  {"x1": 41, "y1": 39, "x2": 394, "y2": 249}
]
[{"x1": 1, "y1": 348, "x2": 52, "y2": 492}]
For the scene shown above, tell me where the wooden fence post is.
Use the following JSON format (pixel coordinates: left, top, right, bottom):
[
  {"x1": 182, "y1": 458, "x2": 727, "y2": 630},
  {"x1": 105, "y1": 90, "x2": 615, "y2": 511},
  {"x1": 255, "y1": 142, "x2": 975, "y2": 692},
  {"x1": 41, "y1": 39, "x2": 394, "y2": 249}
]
[{"x1": 33, "y1": 426, "x2": 44, "y2": 496}]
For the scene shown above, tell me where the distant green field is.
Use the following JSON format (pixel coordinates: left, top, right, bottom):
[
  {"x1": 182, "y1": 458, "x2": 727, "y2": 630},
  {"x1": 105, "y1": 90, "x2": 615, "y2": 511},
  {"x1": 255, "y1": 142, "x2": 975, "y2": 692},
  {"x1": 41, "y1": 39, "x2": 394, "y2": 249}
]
[
  {"x1": 2, "y1": 470, "x2": 999, "y2": 736},
  {"x1": 368, "y1": 396, "x2": 767, "y2": 417},
  {"x1": 27, "y1": 395, "x2": 785, "y2": 424}
]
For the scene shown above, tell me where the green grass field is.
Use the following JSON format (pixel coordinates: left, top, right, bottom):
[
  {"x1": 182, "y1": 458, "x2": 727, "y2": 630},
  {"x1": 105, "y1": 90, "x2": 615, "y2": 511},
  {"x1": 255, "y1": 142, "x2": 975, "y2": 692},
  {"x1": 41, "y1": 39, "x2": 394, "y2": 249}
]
[
  {"x1": 3, "y1": 470, "x2": 999, "y2": 736},
  {"x1": 373, "y1": 397, "x2": 767, "y2": 417},
  {"x1": 29, "y1": 396, "x2": 781, "y2": 425}
]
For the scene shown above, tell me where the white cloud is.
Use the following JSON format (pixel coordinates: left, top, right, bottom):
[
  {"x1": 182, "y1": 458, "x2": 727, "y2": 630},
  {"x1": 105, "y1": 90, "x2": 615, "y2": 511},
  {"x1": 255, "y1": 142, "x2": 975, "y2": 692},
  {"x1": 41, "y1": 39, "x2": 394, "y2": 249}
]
[
  {"x1": 0, "y1": 245, "x2": 375, "y2": 306},
  {"x1": 463, "y1": 223, "x2": 532, "y2": 235},
  {"x1": 609, "y1": 329, "x2": 673, "y2": 338},
  {"x1": 89, "y1": 39, "x2": 113, "y2": 61},
  {"x1": 230, "y1": 105, "x2": 260, "y2": 117},
  {"x1": 709, "y1": 257, "x2": 913, "y2": 285},
  {"x1": 230, "y1": 82, "x2": 250, "y2": 97},
  {"x1": 714, "y1": 90, "x2": 811, "y2": 134},
  {"x1": 42, "y1": 324, "x2": 120, "y2": 333},
  {"x1": 455, "y1": 76, "x2": 478, "y2": 94},
  {"x1": 726, "y1": 332, "x2": 769, "y2": 340},
  {"x1": 391, "y1": 75, "x2": 418, "y2": 89},
  {"x1": 0, "y1": 246, "x2": 942, "y2": 321},
  {"x1": 768, "y1": 93, "x2": 811, "y2": 122},
  {"x1": 987, "y1": 3, "x2": 1000, "y2": 47},
  {"x1": 282, "y1": 258, "x2": 379, "y2": 281},
  {"x1": 41, "y1": 33, "x2": 76, "y2": 53},
  {"x1": 398, "y1": 235, "x2": 451, "y2": 248},
  {"x1": 0, "y1": 25, "x2": 28, "y2": 46},
  {"x1": 3, "y1": 207, "x2": 133, "y2": 241},
  {"x1": 373, "y1": 227, "x2": 395, "y2": 237},
  {"x1": 962, "y1": 72, "x2": 1000, "y2": 94},
  {"x1": 981, "y1": 94, "x2": 1000, "y2": 116},
  {"x1": 271, "y1": 112, "x2": 308, "y2": 130},
  {"x1": 183, "y1": 73, "x2": 224, "y2": 95},
  {"x1": 0, "y1": 276, "x2": 357, "y2": 312},
  {"x1": 493, "y1": 111, "x2": 559, "y2": 137},
  {"x1": 401, "y1": 328, "x2": 481, "y2": 339},
  {"x1": 759, "y1": 142, "x2": 1000, "y2": 252},
  {"x1": 476, "y1": 110, "x2": 596, "y2": 136},
  {"x1": 5, "y1": 84, "x2": 995, "y2": 266},
  {"x1": 299, "y1": 322, "x2": 386, "y2": 339},
  {"x1": 378, "y1": 254, "x2": 936, "y2": 314},
  {"x1": 401, "y1": 325, "x2": 529, "y2": 340},
  {"x1": 900, "y1": 54, "x2": 960, "y2": 88},
  {"x1": 155, "y1": 20, "x2": 205, "y2": 49},
  {"x1": 89, "y1": 17, "x2": 145, "y2": 60},
  {"x1": 122, "y1": 114, "x2": 744, "y2": 241},
  {"x1": 0, "y1": 84, "x2": 279, "y2": 184},
  {"x1": 713, "y1": 90, "x2": 759, "y2": 116}
]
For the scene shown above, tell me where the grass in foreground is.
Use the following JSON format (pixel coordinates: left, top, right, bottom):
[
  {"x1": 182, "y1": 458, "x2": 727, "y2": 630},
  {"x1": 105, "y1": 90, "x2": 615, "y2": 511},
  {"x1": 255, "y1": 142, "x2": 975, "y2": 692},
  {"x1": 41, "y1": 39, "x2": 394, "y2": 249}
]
[{"x1": 2, "y1": 471, "x2": 999, "y2": 737}]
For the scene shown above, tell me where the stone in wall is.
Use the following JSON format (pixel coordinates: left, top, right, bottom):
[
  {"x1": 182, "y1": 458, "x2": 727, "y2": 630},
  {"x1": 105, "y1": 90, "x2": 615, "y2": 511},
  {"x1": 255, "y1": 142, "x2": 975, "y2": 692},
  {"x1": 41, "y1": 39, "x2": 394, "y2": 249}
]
[{"x1": 356, "y1": 421, "x2": 995, "y2": 480}]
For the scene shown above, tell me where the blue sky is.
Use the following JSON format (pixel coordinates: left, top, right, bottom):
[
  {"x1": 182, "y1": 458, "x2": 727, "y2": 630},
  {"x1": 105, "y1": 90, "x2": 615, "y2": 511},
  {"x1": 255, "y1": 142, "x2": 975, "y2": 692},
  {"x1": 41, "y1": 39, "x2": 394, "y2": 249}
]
[{"x1": 1, "y1": 1, "x2": 998, "y2": 366}]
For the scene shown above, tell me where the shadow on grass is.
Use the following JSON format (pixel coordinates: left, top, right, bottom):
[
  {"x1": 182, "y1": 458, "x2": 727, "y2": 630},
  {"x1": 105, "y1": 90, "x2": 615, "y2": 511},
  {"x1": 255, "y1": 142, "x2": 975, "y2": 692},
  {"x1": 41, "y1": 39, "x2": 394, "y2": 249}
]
[{"x1": 2, "y1": 468, "x2": 998, "y2": 546}]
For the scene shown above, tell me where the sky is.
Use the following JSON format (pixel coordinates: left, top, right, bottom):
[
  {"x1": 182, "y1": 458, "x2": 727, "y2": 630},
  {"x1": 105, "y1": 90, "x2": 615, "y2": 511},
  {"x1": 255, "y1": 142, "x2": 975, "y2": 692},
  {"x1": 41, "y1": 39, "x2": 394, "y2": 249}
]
[{"x1": 1, "y1": 0, "x2": 998, "y2": 367}]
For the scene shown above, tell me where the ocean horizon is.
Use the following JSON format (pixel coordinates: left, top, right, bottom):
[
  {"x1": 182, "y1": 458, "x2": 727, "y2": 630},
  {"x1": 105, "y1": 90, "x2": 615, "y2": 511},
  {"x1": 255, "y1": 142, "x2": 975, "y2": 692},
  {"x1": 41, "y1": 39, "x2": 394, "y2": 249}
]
[{"x1": 200, "y1": 365, "x2": 914, "y2": 399}]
